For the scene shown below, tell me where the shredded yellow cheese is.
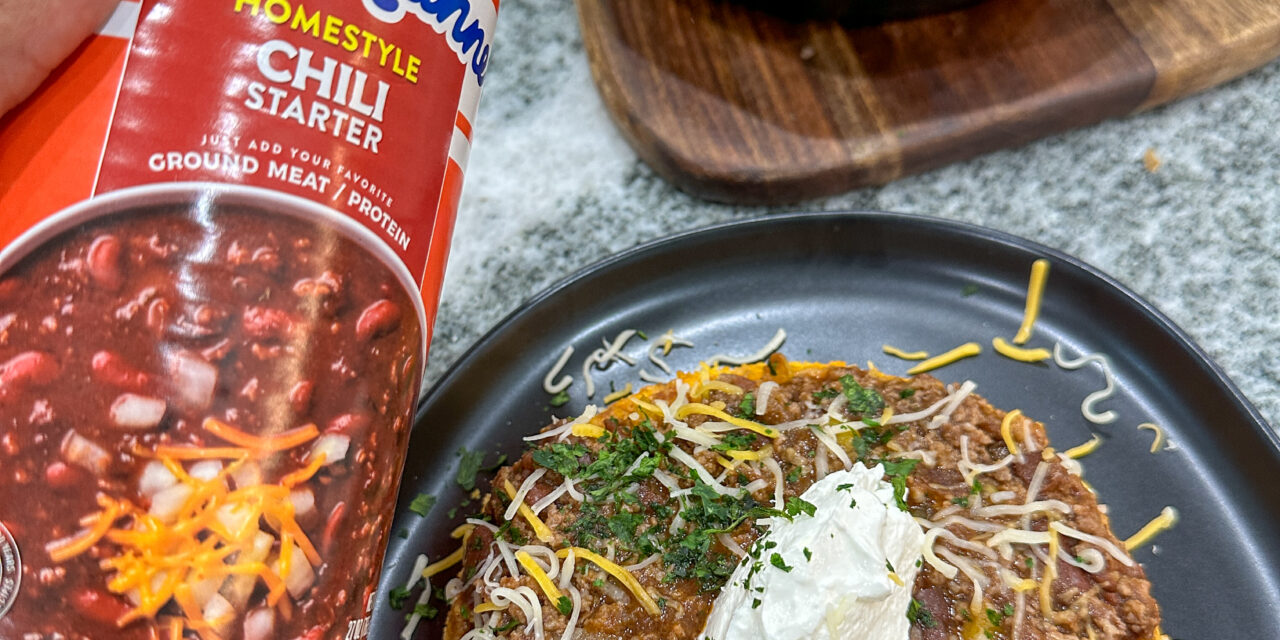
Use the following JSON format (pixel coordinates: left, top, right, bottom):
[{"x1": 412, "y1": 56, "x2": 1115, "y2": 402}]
[
  {"x1": 474, "y1": 602, "x2": 506, "y2": 614},
  {"x1": 1011, "y1": 578, "x2": 1037, "y2": 592},
  {"x1": 1040, "y1": 528, "x2": 1059, "y2": 618},
  {"x1": 675, "y1": 403, "x2": 779, "y2": 438},
  {"x1": 516, "y1": 550, "x2": 564, "y2": 604},
  {"x1": 992, "y1": 337, "x2": 1051, "y2": 363},
  {"x1": 423, "y1": 546, "x2": 466, "y2": 580},
  {"x1": 571, "y1": 423, "x2": 606, "y2": 439},
  {"x1": 725, "y1": 448, "x2": 768, "y2": 462},
  {"x1": 877, "y1": 406, "x2": 895, "y2": 424},
  {"x1": 1064, "y1": 435, "x2": 1102, "y2": 459},
  {"x1": 450, "y1": 523, "x2": 476, "y2": 539},
  {"x1": 502, "y1": 479, "x2": 554, "y2": 542},
  {"x1": 882, "y1": 344, "x2": 928, "y2": 360},
  {"x1": 556, "y1": 547, "x2": 660, "y2": 616},
  {"x1": 1124, "y1": 506, "x2": 1178, "y2": 551},
  {"x1": 1013, "y1": 259, "x2": 1050, "y2": 344},
  {"x1": 907, "y1": 342, "x2": 982, "y2": 375},
  {"x1": 1000, "y1": 409, "x2": 1023, "y2": 457},
  {"x1": 1137, "y1": 422, "x2": 1165, "y2": 453},
  {"x1": 691, "y1": 380, "x2": 744, "y2": 399},
  {"x1": 887, "y1": 571, "x2": 905, "y2": 587},
  {"x1": 602, "y1": 383, "x2": 634, "y2": 405}
]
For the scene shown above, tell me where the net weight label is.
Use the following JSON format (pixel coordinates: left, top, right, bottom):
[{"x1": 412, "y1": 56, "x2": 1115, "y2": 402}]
[{"x1": 0, "y1": 522, "x2": 19, "y2": 618}]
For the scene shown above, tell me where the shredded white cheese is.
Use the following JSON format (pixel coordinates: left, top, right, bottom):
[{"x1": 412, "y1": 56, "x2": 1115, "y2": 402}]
[
  {"x1": 543, "y1": 346, "x2": 575, "y2": 394},
  {"x1": 707, "y1": 329, "x2": 787, "y2": 366},
  {"x1": 1053, "y1": 343, "x2": 1118, "y2": 424}
]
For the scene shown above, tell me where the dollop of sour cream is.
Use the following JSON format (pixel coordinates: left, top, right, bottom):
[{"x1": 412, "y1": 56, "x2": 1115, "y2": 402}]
[{"x1": 702, "y1": 462, "x2": 925, "y2": 640}]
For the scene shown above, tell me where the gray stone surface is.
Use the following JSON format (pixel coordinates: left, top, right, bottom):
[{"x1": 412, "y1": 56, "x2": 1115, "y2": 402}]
[{"x1": 428, "y1": 0, "x2": 1280, "y2": 431}]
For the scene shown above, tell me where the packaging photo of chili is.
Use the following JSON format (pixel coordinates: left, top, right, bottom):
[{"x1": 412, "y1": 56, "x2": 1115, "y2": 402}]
[{"x1": 0, "y1": 0, "x2": 498, "y2": 638}]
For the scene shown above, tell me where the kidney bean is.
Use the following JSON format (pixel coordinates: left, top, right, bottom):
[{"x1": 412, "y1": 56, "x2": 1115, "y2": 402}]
[
  {"x1": 71, "y1": 588, "x2": 132, "y2": 625},
  {"x1": 45, "y1": 462, "x2": 87, "y2": 491},
  {"x1": 354, "y1": 299, "x2": 400, "y2": 342},
  {"x1": 289, "y1": 381, "x2": 314, "y2": 415},
  {"x1": 0, "y1": 351, "x2": 59, "y2": 400},
  {"x1": 242, "y1": 306, "x2": 295, "y2": 341},
  {"x1": 90, "y1": 351, "x2": 151, "y2": 392},
  {"x1": 321, "y1": 501, "x2": 346, "y2": 555},
  {"x1": 326, "y1": 412, "x2": 370, "y2": 437},
  {"x1": 86, "y1": 235, "x2": 124, "y2": 291},
  {"x1": 0, "y1": 277, "x2": 22, "y2": 301}
]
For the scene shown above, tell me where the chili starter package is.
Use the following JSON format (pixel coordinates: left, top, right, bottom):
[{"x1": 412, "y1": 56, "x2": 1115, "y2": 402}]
[{"x1": 0, "y1": 1, "x2": 497, "y2": 638}]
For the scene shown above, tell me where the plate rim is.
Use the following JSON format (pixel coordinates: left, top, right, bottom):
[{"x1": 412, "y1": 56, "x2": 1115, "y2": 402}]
[{"x1": 418, "y1": 210, "x2": 1276, "y2": 452}]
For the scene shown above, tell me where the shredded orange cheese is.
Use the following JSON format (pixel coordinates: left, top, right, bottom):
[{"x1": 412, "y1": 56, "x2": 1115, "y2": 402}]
[
  {"x1": 571, "y1": 423, "x2": 606, "y2": 438},
  {"x1": 203, "y1": 418, "x2": 318, "y2": 451},
  {"x1": 602, "y1": 383, "x2": 634, "y2": 405}
]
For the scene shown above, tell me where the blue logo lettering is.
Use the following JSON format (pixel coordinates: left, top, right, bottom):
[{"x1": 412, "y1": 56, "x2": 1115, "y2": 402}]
[{"x1": 363, "y1": 0, "x2": 492, "y2": 86}]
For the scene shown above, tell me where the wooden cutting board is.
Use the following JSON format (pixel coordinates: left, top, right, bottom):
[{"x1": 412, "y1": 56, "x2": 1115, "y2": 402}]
[{"x1": 576, "y1": 0, "x2": 1280, "y2": 204}]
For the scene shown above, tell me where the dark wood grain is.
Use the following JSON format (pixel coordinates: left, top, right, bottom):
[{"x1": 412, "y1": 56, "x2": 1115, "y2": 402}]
[{"x1": 577, "y1": 0, "x2": 1280, "y2": 204}]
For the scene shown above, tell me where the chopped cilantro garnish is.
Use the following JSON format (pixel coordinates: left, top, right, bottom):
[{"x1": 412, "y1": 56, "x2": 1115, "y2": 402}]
[
  {"x1": 531, "y1": 442, "x2": 589, "y2": 477},
  {"x1": 455, "y1": 447, "x2": 487, "y2": 491},
  {"x1": 785, "y1": 465, "x2": 802, "y2": 483},
  {"x1": 812, "y1": 388, "x2": 839, "y2": 401},
  {"x1": 752, "y1": 598, "x2": 762, "y2": 609},
  {"x1": 899, "y1": 388, "x2": 916, "y2": 399},
  {"x1": 783, "y1": 497, "x2": 817, "y2": 519},
  {"x1": 737, "y1": 392, "x2": 756, "y2": 418},
  {"x1": 839, "y1": 374, "x2": 885, "y2": 416},
  {"x1": 493, "y1": 618, "x2": 519, "y2": 633},
  {"x1": 388, "y1": 585, "x2": 411, "y2": 609},
  {"x1": 878, "y1": 458, "x2": 919, "y2": 511},
  {"x1": 556, "y1": 595, "x2": 573, "y2": 616},
  {"x1": 711, "y1": 431, "x2": 758, "y2": 453},
  {"x1": 836, "y1": 483, "x2": 853, "y2": 491},
  {"x1": 637, "y1": 330, "x2": 649, "y2": 340},
  {"x1": 951, "y1": 495, "x2": 970, "y2": 507},
  {"x1": 409, "y1": 602, "x2": 439, "y2": 620},
  {"x1": 549, "y1": 390, "x2": 570, "y2": 407},
  {"x1": 408, "y1": 493, "x2": 436, "y2": 517},
  {"x1": 769, "y1": 553, "x2": 792, "y2": 572},
  {"x1": 962, "y1": 283, "x2": 980, "y2": 297},
  {"x1": 907, "y1": 598, "x2": 938, "y2": 628},
  {"x1": 803, "y1": 547, "x2": 812, "y2": 561}
]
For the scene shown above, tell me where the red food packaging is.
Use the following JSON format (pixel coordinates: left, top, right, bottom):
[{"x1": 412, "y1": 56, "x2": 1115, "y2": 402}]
[{"x1": 0, "y1": 1, "x2": 497, "y2": 638}]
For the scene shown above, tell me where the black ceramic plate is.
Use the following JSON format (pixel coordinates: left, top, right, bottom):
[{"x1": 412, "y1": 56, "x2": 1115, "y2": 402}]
[{"x1": 371, "y1": 212, "x2": 1280, "y2": 639}]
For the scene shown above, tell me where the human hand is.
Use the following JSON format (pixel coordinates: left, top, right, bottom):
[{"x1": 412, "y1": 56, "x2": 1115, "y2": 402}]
[{"x1": 0, "y1": 0, "x2": 120, "y2": 116}]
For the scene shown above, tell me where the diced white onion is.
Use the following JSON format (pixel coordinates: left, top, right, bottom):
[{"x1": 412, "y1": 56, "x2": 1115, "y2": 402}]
[
  {"x1": 202, "y1": 592, "x2": 235, "y2": 635},
  {"x1": 109, "y1": 393, "x2": 167, "y2": 430},
  {"x1": 61, "y1": 430, "x2": 111, "y2": 476},
  {"x1": 309, "y1": 433, "x2": 350, "y2": 466},
  {"x1": 242, "y1": 607, "x2": 275, "y2": 640},
  {"x1": 138, "y1": 460, "x2": 177, "y2": 497},
  {"x1": 170, "y1": 351, "x2": 218, "y2": 410},
  {"x1": 289, "y1": 488, "x2": 316, "y2": 520},
  {"x1": 229, "y1": 461, "x2": 262, "y2": 489},
  {"x1": 215, "y1": 503, "x2": 257, "y2": 538},
  {"x1": 275, "y1": 544, "x2": 316, "y2": 597},
  {"x1": 189, "y1": 460, "x2": 224, "y2": 483},
  {"x1": 149, "y1": 483, "x2": 194, "y2": 523}
]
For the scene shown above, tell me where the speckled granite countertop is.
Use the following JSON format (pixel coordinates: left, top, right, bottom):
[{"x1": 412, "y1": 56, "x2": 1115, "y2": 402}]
[{"x1": 427, "y1": 0, "x2": 1280, "y2": 430}]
